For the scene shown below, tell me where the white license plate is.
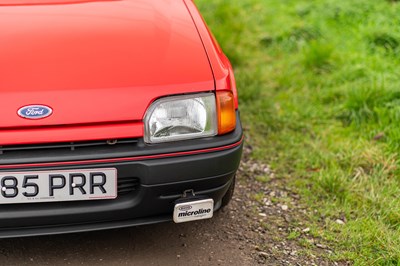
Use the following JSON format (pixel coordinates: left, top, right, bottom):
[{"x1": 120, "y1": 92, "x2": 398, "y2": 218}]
[
  {"x1": 173, "y1": 198, "x2": 214, "y2": 223},
  {"x1": 0, "y1": 168, "x2": 117, "y2": 204}
]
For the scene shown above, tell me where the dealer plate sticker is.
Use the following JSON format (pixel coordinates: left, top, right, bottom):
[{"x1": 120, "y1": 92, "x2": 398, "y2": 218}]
[
  {"x1": 0, "y1": 168, "x2": 117, "y2": 204},
  {"x1": 173, "y1": 198, "x2": 214, "y2": 223}
]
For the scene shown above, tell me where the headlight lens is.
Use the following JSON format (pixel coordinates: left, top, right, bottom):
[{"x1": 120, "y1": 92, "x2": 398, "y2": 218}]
[{"x1": 144, "y1": 93, "x2": 218, "y2": 143}]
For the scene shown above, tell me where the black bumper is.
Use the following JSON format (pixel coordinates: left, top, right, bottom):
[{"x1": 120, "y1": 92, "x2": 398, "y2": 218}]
[{"x1": 0, "y1": 116, "x2": 243, "y2": 238}]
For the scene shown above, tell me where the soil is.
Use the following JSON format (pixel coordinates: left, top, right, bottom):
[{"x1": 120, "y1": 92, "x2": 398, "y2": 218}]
[{"x1": 0, "y1": 146, "x2": 350, "y2": 265}]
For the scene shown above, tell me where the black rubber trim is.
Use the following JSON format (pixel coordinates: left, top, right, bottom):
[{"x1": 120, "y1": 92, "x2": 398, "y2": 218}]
[
  {"x1": 0, "y1": 198, "x2": 226, "y2": 239},
  {"x1": 0, "y1": 112, "x2": 242, "y2": 165}
]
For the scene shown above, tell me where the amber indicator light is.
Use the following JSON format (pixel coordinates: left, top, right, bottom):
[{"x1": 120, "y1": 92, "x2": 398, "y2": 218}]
[{"x1": 216, "y1": 91, "x2": 236, "y2": 135}]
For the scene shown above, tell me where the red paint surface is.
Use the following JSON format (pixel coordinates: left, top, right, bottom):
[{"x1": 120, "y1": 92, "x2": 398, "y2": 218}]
[
  {"x1": 0, "y1": 0, "x2": 116, "y2": 6},
  {"x1": 0, "y1": 121, "x2": 143, "y2": 145}
]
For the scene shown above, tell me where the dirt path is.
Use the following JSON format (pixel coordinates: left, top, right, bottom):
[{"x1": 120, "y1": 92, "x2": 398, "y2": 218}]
[
  {"x1": 0, "y1": 201, "x2": 253, "y2": 266},
  {"x1": 0, "y1": 147, "x2": 345, "y2": 266}
]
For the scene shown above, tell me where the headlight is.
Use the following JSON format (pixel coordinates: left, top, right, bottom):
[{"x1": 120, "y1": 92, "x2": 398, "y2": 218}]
[{"x1": 144, "y1": 93, "x2": 218, "y2": 143}]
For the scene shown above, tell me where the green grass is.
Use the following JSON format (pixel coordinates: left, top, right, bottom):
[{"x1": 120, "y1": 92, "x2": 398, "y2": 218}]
[{"x1": 197, "y1": 0, "x2": 400, "y2": 264}]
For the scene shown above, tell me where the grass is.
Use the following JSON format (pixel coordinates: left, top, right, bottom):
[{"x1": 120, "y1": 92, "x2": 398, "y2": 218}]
[{"x1": 197, "y1": 0, "x2": 400, "y2": 264}]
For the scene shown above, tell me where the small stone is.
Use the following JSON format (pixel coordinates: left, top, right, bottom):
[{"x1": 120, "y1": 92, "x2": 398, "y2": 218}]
[
  {"x1": 316, "y1": 243, "x2": 328, "y2": 249},
  {"x1": 335, "y1": 219, "x2": 345, "y2": 225},
  {"x1": 258, "y1": 252, "x2": 269, "y2": 259},
  {"x1": 270, "y1": 173, "x2": 275, "y2": 178},
  {"x1": 281, "y1": 205, "x2": 288, "y2": 211},
  {"x1": 283, "y1": 215, "x2": 292, "y2": 223},
  {"x1": 258, "y1": 213, "x2": 267, "y2": 217},
  {"x1": 177, "y1": 255, "x2": 181, "y2": 259},
  {"x1": 302, "y1": 228, "x2": 310, "y2": 233}
]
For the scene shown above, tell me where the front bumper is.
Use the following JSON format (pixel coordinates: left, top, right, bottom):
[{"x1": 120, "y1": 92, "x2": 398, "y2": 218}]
[{"x1": 0, "y1": 116, "x2": 243, "y2": 238}]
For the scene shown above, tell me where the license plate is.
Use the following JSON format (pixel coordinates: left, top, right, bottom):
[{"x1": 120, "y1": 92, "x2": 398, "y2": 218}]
[
  {"x1": 0, "y1": 168, "x2": 117, "y2": 204},
  {"x1": 173, "y1": 198, "x2": 214, "y2": 223}
]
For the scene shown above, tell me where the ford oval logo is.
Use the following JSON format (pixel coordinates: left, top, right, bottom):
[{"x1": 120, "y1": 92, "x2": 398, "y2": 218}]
[{"x1": 17, "y1": 105, "x2": 53, "y2": 119}]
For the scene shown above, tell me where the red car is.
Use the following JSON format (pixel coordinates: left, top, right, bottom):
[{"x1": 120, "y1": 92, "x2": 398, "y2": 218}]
[{"x1": 0, "y1": 0, "x2": 243, "y2": 237}]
